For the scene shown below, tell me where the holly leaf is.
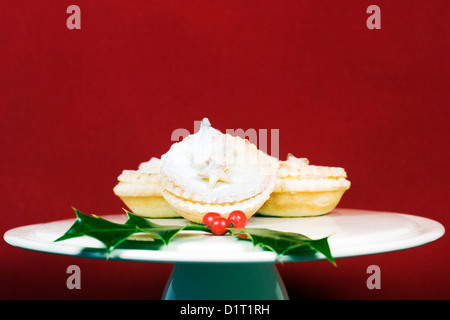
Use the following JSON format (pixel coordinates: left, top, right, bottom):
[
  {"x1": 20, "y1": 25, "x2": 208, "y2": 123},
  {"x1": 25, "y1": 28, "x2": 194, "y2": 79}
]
[
  {"x1": 55, "y1": 208, "x2": 140, "y2": 255},
  {"x1": 230, "y1": 227, "x2": 336, "y2": 266},
  {"x1": 55, "y1": 208, "x2": 335, "y2": 265},
  {"x1": 124, "y1": 210, "x2": 209, "y2": 245},
  {"x1": 55, "y1": 208, "x2": 209, "y2": 255}
]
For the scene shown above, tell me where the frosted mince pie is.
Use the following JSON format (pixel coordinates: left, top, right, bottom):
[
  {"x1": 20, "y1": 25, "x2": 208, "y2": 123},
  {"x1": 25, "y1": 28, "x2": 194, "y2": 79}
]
[
  {"x1": 159, "y1": 118, "x2": 279, "y2": 223},
  {"x1": 258, "y1": 154, "x2": 351, "y2": 217},
  {"x1": 113, "y1": 157, "x2": 180, "y2": 218}
]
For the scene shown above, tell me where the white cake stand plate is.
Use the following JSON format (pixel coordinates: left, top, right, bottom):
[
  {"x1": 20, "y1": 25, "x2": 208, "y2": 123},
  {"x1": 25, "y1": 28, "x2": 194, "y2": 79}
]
[{"x1": 3, "y1": 208, "x2": 445, "y2": 300}]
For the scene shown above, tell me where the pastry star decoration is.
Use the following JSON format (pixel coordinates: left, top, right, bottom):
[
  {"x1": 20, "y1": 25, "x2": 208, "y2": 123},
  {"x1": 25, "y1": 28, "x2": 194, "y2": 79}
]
[{"x1": 197, "y1": 158, "x2": 230, "y2": 188}]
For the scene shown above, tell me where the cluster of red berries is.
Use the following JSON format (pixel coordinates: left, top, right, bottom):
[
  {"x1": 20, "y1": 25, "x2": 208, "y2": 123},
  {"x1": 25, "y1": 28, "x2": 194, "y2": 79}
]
[{"x1": 202, "y1": 210, "x2": 247, "y2": 235}]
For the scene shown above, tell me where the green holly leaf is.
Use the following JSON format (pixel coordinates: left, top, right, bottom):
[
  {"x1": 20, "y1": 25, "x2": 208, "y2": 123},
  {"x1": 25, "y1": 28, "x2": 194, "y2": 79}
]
[
  {"x1": 55, "y1": 208, "x2": 334, "y2": 265},
  {"x1": 229, "y1": 227, "x2": 336, "y2": 266},
  {"x1": 124, "y1": 210, "x2": 209, "y2": 245},
  {"x1": 55, "y1": 208, "x2": 140, "y2": 255},
  {"x1": 55, "y1": 208, "x2": 210, "y2": 255}
]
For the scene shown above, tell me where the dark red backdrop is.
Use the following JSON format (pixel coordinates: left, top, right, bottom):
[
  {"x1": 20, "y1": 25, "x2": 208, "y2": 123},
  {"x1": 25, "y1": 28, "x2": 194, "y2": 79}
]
[{"x1": 1, "y1": 1, "x2": 449, "y2": 299}]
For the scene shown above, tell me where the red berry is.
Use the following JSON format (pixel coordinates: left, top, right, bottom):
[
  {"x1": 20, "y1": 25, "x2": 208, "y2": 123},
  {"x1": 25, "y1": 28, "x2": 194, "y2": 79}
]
[
  {"x1": 202, "y1": 212, "x2": 221, "y2": 227},
  {"x1": 227, "y1": 210, "x2": 247, "y2": 228},
  {"x1": 210, "y1": 217, "x2": 229, "y2": 235}
]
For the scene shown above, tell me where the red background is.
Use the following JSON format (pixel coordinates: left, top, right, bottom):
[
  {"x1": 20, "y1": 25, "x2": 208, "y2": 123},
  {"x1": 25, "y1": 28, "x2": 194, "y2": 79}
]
[{"x1": 1, "y1": 1, "x2": 449, "y2": 299}]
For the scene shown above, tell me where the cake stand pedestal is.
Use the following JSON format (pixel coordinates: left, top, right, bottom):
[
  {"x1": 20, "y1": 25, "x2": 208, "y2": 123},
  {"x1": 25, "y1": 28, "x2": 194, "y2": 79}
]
[
  {"x1": 163, "y1": 262, "x2": 287, "y2": 300},
  {"x1": 3, "y1": 208, "x2": 445, "y2": 300}
]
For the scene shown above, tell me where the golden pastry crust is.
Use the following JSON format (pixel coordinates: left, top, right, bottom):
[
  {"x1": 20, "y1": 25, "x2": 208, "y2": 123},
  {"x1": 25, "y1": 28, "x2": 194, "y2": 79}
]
[
  {"x1": 159, "y1": 118, "x2": 279, "y2": 223},
  {"x1": 274, "y1": 177, "x2": 350, "y2": 193},
  {"x1": 277, "y1": 153, "x2": 347, "y2": 180},
  {"x1": 258, "y1": 189, "x2": 347, "y2": 217},
  {"x1": 113, "y1": 158, "x2": 180, "y2": 218},
  {"x1": 258, "y1": 154, "x2": 350, "y2": 217},
  {"x1": 114, "y1": 170, "x2": 161, "y2": 195},
  {"x1": 117, "y1": 195, "x2": 179, "y2": 218},
  {"x1": 161, "y1": 185, "x2": 274, "y2": 223}
]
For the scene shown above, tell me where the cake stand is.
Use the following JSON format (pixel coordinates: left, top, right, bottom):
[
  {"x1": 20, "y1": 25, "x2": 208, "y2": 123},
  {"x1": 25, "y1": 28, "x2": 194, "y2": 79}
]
[{"x1": 3, "y1": 208, "x2": 445, "y2": 300}]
